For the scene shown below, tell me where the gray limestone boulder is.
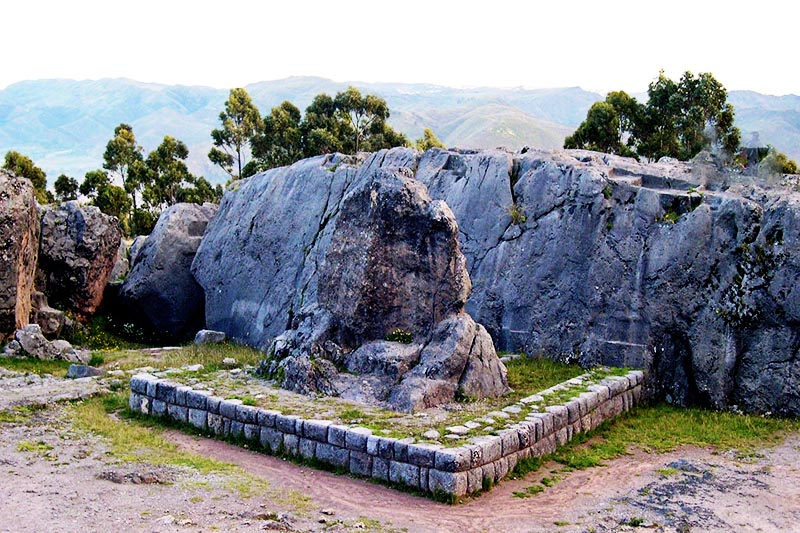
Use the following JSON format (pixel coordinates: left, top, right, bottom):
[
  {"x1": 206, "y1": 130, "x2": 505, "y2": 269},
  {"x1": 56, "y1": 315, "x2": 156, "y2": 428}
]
[
  {"x1": 0, "y1": 171, "x2": 40, "y2": 342},
  {"x1": 128, "y1": 235, "x2": 147, "y2": 266},
  {"x1": 259, "y1": 168, "x2": 509, "y2": 411},
  {"x1": 194, "y1": 329, "x2": 226, "y2": 345},
  {"x1": 191, "y1": 146, "x2": 800, "y2": 416},
  {"x1": 120, "y1": 203, "x2": 217, "y2": 340},
  {"x1": 318, "y1": 169, "x2": 470, "y2": 346},
  {"x1": 2, "y1": 324, "x2": 89, "y2": 363},
  {"x1": 37, "y1": 201, "x2": 122, "y2": 317},
  {"x1": 109, "y1": 238, "x2": 130, "y2": 281},
  {"x1": 388, "y1": 314, "x2": 510, "y2": 412}
]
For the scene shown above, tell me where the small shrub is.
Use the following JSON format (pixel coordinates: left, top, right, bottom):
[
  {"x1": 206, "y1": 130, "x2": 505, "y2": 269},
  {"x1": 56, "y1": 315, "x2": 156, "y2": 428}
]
[
  {"x1": 385, "y1": 328, "x2": 413, "y2": 344},
  {"x1": 508, "y1": 202, "x2": 527, "y2": 225},
  {"x1": 603, "y1": 184, "x2": 613, "y2": 200}
]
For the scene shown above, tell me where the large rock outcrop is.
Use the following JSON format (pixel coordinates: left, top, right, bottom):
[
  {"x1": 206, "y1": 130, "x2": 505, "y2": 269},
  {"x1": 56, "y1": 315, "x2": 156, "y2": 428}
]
[
  {"x1": 255, "y1": 170, "x2": 508, "y2": 411},
  {"x1": 120, "y1": 203, "x2": 217, "y2": 339},
  {"x1": 37, "y1": 202, "x2": 122, "y2": 317},
  {"x1": 193, "y1": 147, "x2": 800, "y2": 417},
  {"x1": 0, "y1": 171, "x2": 40, "y2": 342}
]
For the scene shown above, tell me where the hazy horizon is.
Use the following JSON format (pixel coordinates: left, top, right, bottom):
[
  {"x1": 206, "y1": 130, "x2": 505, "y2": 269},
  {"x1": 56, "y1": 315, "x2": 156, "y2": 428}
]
[{"x1": 3, "y1": 1, "x2": 798, "y2": 96}]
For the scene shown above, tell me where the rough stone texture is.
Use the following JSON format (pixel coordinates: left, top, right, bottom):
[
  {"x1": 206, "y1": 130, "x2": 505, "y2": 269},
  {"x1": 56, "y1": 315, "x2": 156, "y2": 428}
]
[
  {"x1": 128, "y1": 235, "x2": 147, "y2": 266},
  {"x1": 37, "y1": 201, "x2": 122, "y2": 316},
  {"x1": 2, "y1": 324, "x2": 89, "y2": 363},
  {"x1": 0, "y1": 171, "x2": 40, "y2": 342},
  {"x1": 109, "y1": 238, "x2": 129, "y2": 281},
  {"x1": 247, "y1": 164, "x2": 508, "y2": 411},
  {"x1": 29, "y1": 290, "x2": 71, "y2": 339},
  {"x1": 318, "y1": 169, "x2": 470, "y2": 345},
  {"x1": 194, "y1": 329, "x2": 226, "y2": 345},
  {"x1": 192, "y1": 147, "x2": 800, "y2": 416},
  {"x1": 120, "y1": 203, "x2": 217, "y2": 339},
  {"x1": 388, "y1": 315, "x2": 509, "y2": 411}
]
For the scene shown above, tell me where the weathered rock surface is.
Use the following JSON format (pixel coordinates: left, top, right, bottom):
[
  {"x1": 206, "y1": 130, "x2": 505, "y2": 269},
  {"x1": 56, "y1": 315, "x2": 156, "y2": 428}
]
[
  {"x1": 2, "y1": 324, "x2": 90, "y2": 363},
  {"x1": 217, "y1": 164, "x2": 508, "y2": 411},
  {"x1": 0, "y1": 171, "x2": 40, "y2": 342},
  {"x1": 318, "y1": 169, "x2": 470, "y2": 346},
  {"x1": 37, "y1": 201, "x2": 122, "y2": 316},
  {"x1": 120, "y1": 203, "x2": 217, "y2": 339},
  {"x1": 109, "y1": 238, "x2": 129, "y2": 281},
  {"x1": 193, "y1": 147, "x2": 800, "y2": 416},
  {"x1": 30, "y1": 290, "x2": 71, "y2": 339},
  {"x1": 129, "y1": 235, "x2": 147, "y2": 266},
  {"x1": 194, "y1": 329, "x2": 226, "y2": 345}
]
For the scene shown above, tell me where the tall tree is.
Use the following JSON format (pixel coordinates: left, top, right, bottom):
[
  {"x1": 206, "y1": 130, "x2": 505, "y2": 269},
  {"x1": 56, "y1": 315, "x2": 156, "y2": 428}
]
[
  {"x1": 3, "y1": 151, "x2": 51, "y2": 203},
  {"x1": 208, "y1": 88, "x2": 262, "y2": 180},
  {"x1": 301, "y1": 93, "x2": 348, "y2": 156},
  {"x1": 334, "y1": 86, "x2": 391, "y2": 153},
  {"x1": 143, "y1": 135, "x2": 194, "y2": 210},
  {"x1": 565, "y1": 71, "x2": 740, "y2": 161},
  {"x1": 248, "y1": 100, "x2": 304, "y2": 175},
  {"x1": 103, "y1": 123, "x2": 145, "y2": 209},
  {"x1": 415, "y1": 128, "x2": 446, "y2": 151},
  {"x1": 54, "y1": 174, "x2": 78, "y2": 201},
  {"x1": 79, "y1": 169, "x2": 131, "y2": 231}
]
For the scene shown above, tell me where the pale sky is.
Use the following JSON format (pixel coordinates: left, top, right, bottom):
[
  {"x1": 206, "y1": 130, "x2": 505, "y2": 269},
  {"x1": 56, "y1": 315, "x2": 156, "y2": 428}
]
[{"x1": 2, "y1": 0, "x2": 798, "y2": 95}]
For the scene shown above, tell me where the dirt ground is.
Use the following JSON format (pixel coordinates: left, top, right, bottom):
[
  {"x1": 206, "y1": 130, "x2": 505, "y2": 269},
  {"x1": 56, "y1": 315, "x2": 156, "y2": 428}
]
[{"x1": 1, "y1": 396, "x2": 798, "y2": 533}]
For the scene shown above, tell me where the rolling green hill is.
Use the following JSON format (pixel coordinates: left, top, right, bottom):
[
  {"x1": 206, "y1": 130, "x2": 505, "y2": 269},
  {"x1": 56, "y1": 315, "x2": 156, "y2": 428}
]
[{"x1": 0, "y1": 77, "x2": 796, "y2": 185}]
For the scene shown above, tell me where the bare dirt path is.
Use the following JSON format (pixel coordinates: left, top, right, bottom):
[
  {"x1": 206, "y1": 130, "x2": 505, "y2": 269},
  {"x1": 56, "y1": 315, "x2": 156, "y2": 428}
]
[
  {"x1": 1, "y1": 367, "x2": 798, "y2": 533},
  {"x1": 170, "y1": 429, "x2": 800, "y2": 532}
]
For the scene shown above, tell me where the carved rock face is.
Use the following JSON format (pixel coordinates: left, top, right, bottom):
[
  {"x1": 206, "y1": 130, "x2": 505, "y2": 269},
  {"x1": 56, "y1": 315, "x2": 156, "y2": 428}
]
[{"x1": 319, "y1": 169, "x2": 471, "y2": 347}]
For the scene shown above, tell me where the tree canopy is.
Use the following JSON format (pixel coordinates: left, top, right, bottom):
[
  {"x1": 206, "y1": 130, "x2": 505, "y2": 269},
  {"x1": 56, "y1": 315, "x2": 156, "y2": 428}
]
[
  {"x1": 84, "y1": 125, "x2": 222, "y2": 235},
  {"x1": 565, "y1": 71, "x2": 741, "y2": 161},
  {"x1": 3, "y1": 150, "x2": 52, "y2": 203},
  {"x1": 415, "y1": 128, "x2": 446, "y2": 151},
  {"x1": 209, "y1": 88, "x2": 263, "y2": 180},
  {"x1": 245, "y1": 86, "x2": 409, "y2": 176}
]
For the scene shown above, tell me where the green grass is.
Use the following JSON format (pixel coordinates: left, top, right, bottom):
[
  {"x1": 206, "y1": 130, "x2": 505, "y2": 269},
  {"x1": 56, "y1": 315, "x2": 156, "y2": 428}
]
[
  {"x1": 504, "y1": 356, "x2": 586, "y2": 403},
  {"x1": 512, "y1": 402, "x2": 800, "y2": 482},
  {"x1": 0, "y1": 357, "x2": 72, "y2": 377},
  {"x1": 17, "y1": 440, "x2": 53, "y2": 453},
  {"x1": 67, "y1": 391, "x2": 312, "y2": 508},
  {"x1": 95, "y1": 342, "x2": 264, "y2": 373}
]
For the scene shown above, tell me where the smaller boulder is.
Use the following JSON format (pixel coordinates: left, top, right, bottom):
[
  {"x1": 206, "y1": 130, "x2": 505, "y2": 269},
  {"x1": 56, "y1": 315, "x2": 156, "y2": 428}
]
[
  {"x1": 120, "y1": 203, "x2": 217, "y2": 339},
  {"x1": 2, "y1": 324, "x2": 90, "y2": 363},
  {"x1": 109, "y1": 239, "x2": 130, "y2": 281},
  {"x1": 37, "y1": 201, "x2": 123, "y2": 317},
  {"x1": 128, "y1": 235, "x2": 147, "y2": 266},
  {"x1": 67, "y1": 364, "x2": 106, "y2": 379},
  {"x1": 194, "y1": 329, "x2": 226, "y2": 345},
  {"x1": 30, "y1": 290, "x2": 70, "y2": 339}
]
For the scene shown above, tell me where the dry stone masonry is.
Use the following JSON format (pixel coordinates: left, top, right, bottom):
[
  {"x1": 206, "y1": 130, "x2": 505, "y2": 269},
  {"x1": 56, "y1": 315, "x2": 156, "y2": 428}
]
[{"x1": 129, "y1": 368, "x2": 644, "y2": 498}]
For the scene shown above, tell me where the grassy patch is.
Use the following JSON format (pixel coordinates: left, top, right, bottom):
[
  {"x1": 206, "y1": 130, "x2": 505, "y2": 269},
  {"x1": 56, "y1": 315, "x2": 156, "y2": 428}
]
[
  {"x1": 95, "y1": 342, "x2": 264, "y2": 373},
  {"x1": 504, "y1": 357, "x2": 586, "y2": 403},
  {"x1": 0, "y1": 357, "x2": 72, "y2": 377},
  {"x1": 17, "y1": 440, "x2": 53, "y2": 453},
  {"x1": 511, "y1": 402, "x2": 800, "y2": 483},
  {"x1": 68, "y1": 390, "x2": 311, "y2": 509}
]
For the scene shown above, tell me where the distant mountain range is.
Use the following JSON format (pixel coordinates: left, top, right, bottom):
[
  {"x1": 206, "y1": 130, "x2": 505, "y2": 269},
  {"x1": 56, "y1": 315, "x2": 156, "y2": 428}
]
[{"x1": 1, "y1": 77, "x2": 798, "y2": 185}]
